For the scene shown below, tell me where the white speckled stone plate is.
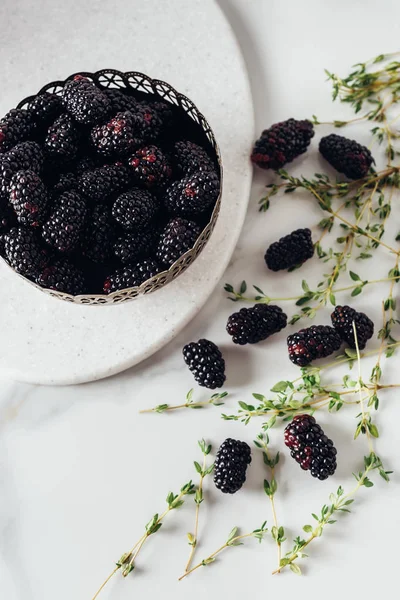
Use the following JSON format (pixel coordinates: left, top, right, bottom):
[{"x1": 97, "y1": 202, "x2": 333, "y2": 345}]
[{"x1": 0, "y1": 0, "x2": 253, "y2": 385}]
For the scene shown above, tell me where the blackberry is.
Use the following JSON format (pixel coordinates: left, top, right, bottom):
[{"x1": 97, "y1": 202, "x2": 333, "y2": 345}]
[
  {"x1": 44, "y1": 114, "x2": 80, "y2": 162},
  {"x1": 284, "y1": 414, "x2": 337, "y2": 480},
  {"x1": 37, "y1": 260, "x2": 85, "y2": 295},
  {"x1": 62, "y1": 75, "x2": 111, "y2": 125},
  {"x1": 75, "y1": 156, "x2": 97, "y2": 177},
  {"x1": 128, "y1": 145, "x2": 172, "y2": 189},
  {"x1": 163, "y1": 170, "x2": 219, "y2": 217},
  {"x1": 4, "y1": 226, "x2": 48, "y2": 278},
  {"x1": 104, "y1": 89, "x2": 140, "y2": 113},
  {"x1": 182, "y1": 339, "x2": 226, "y2": 389},
  {"x1": 227, "y1": 304, "x2": 287, "y2": 345},
  {"x1": 27, "y1": 93, "x2": 63, "y2": 125},
  {"x1": 0, "y1": 108, "x2": 34, "y2": 153},
  {"x1": 52, "y1": 172, "x2": 77, "y2": 195},
  {"x1": 9, "y1": 170, "x2": 49, "y2": 227},
  {"x1": 78, "y1": 163, "x2": 130, "y2": 202},
  {"x1": 42, "y1": 190, "x2": 87, "y2": 252},
  {"x1": 156, "y1": 217, "x2": 201, "y2": 267},
  {"x1": 0, "y1": 141, "x2": 43, "y2": 199},
  {"x1": 214, "y1": 438, "x2": 252, "y2": 494},
  {"x1": 150, "y1": 100, "x2": 174, "y2": 130},
  {"x1": 113, "y1": 229, "x2": 157, "y2": 264},
  {"x1": 287, "y1": 325, "x2": 342, "y2": 367},
  {"x1": 91, "y1": 111, "x2": 143, "y2": 157},
  {"x1": 103, "y1": 258, "x2": 160, "y2": 293},
  {"x1": 135, "y1": 103, "x2": 163, "y2": 142},
  {"x1": 0, "y1": 202, "x2": 17, "y2": 235},
  {"x1": 112, "y1": 189, "x2": 158, "y2": 232},
  {"x1": 174, "y1": 141, "x2": 214, "y2": 175},
  {"x1": 251, "y1": 118, "x2": 314, "y2": 170},
  {"x1": 319, "y1": 134, "x2": 374, "y2": 180},
  {"x1": 83, "y1": 204, "x2": 115, "y2": 263},
  {"x1": 265, "y1": 228, "x2": 314, "y2": 272},
  {"x1": 331, "y1": 305, "x2": 374, "y2": 350}
]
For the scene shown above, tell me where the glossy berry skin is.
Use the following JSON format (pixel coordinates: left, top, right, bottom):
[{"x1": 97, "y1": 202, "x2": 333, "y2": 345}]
[
  {"x1": 227, "y1": 304, "x2": 287, "y2": 345},
  {"x1": 319, "y1": 134, "x2": 374, "y2": 180},
  {"x1": 287, "y1": 325, "x2": 342, "y2": 366},
  {"x1": 112, "y1": 189, "x2": 158, "y2": 232},
  {"x1": 9, "y1": 170, "x2": 49, "y2": 227},
  {"x1": 163, "y1": 169, "x2": 219, "y2": 218},
  {"x1": 78, "y1": 163, "x2": 130, "y2": 203},
  {"x1": 113, "y1": 229, "x2": 157, "y2": 264},
  {"x1": 3, "y1": 227, "x2": 49, "y2": 278},
  {"x1": 28, "y1": 93, "x2": 63, "y2": 125},
  {"x1": 174, "y1": 140, "x2": 214, "y2": 175},
  {"x1": 214, "y1": 438, "x2": 252, "y2": 494},
  {"x1": 83, "y1": 204, "x2": 115, "y2": 263},
  {"x1": 251, "y1": 118, "x2": 314, "y2": 170},
  {"x1": 128, "y1": 145, "x2": 172, "y2": 189},
  {"x1": 284, "y1": 414, "x2": 337, "y2": 480},
  {"x1": 62, "y1": 76, "x2": 111, "y2": 125},
  {"x1": 104, "y1": 89, "x2": 140, "y2": 113},
  {"x1": 42, "y1": 191, "x2": 87, "y2": 253},
  {"x1": 265, "y1": 228, "x2": 314, "y2": 272},
  {"x1": 0, "y1": 141, "x2": 43, "y2": 199},
  {"x1": 37, "y1": 260, "x2": 86, "y2": 295},
  {"x1": 182, "y1": 339, "x2": 226, "y2": 389},
  {"x1": 156, "y1": 217, "x2": 200, "y2": 267},
  {"x1": 91, "y1": 111, "x2": 143, "y2": 157},
  {"x1": 103, "y1": 258, "x2": 161, "y2": 293},
  {"x1": 331, "y1": 305, "x2": 374, "y2": 350},
  {"x1": 44, "y1": 114, "x2": 80, "y2": 162},
  {"x1": 0, "y1": 108, "x2": 34, "y2": 153}
]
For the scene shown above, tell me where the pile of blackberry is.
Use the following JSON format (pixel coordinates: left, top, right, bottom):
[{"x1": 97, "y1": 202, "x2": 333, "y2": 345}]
[{"x1": 0, "y1": 75, "x2": 220, "y2": 295}]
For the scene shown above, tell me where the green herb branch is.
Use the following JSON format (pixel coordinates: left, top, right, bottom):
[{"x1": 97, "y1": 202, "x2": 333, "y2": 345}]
[{"x1": 139, "y1": 389, "x2": 228, "y2": 414}]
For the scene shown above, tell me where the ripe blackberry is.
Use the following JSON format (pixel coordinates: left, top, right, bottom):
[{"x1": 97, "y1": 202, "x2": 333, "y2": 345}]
[
  {"x1": 182, "y1": 339, "x2": 226, "y2": 389},
  {"x1": 91, "y1": 111, "x2": 143, "y2": 157},
  {"x1": 112, "y1": 189, "x2": 158, "y2": 232},
  {"x1": 251, "y1": 118, "x2": 314, "y2": 170},
  {"x1": 28, "y1": 93, "x2": 63, "y2": 125},
  {"x1": 319, "y1": 134, "x2": 374, "y2": 180},
  {"x1": 0, "y1": 108, "x2": 34, "y2": 153},
  {"x1": 163, "y1": 170, "x2": 219, "y2": 217},
  {"x1": 135, "y1": 103, "x2": 163, "y2": 142},
  {"x1": 45, "y1": 114, "x2": 80, "y2": 162},
  {"x1": 42, "y1": 190, "x2": 87, "y2": 252},
  {"x1": 174, "y1": 141, "x2": 214, "y2": 175},
  {"x1": 331, "y1": 305, "x2": 374, "y2": 350},
  {"x1": 150, "y1": 100, "x2": 174, "y2": 130},
  {"x1": 113, "y1": 229, "x2": 157, "y2": 264},
  {"x1": 156, "y1": 217, "x2": 201, "y2": 267},
  {"x1": 284, "y1": 414, "x2": 337, "y2": 480},
  {"x1": 52, "y1": 172, "x2": 77, "y2": 195},
  {"x1": 227, "y1": 304, "x2": 287, "y2": 345},
  {"x1": 214, "y1": 438, "x2": 252, "y2": 494},
  {"x1": 128, "y1": 145, "x2": 172, "y2": 189},
  {"x1": 4, "y1": 226, "x2": 49, "y2": 278},
  {"x1": 103, "y1": 258, "x2": 161, "y2": 293},
  {"x1": 0, "y1": 203, "x2": 17, "y2": 235},
  {"x1": 0, "y1": 141, "x2": 43, "y2": 199},
  {"x1": 83, "y1": 204, "x2": 115, "y2": 263},
  {"x1": 265, "y1": 228, "x2": 314, "y2": 271},
  {"x1": 10, "y1": 170, "x2": 49, "y2": 227},
  {"x1": 62, "y1": 75, "x2": 111, "y2": 125},
  {"x1": 78, "y1": 163, "x2": 130, "y2": 202},
  {"x1": 37, "y1": 260, "x2": 85, "y2": 295},
  {"x1": 287, "y1": 325, "x2": 342, "y2": 367},
  {"x1": 75, "y1": 156, "x2": 97, "y2": 177},
  {"x1": 104, "y1": 89, "x2": 140, "y2": 113}
]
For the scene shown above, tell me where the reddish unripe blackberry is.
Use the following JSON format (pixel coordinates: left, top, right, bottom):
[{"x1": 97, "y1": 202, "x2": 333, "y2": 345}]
[
  {"x1": 28, "y1": 93, "x2": 63, "y2": 125},
  {"x1": 37, "y1": 260, "x2": 86, "y2": 295},
  {"x1": 103, "y1": 258, "x2": 161, "y2": 293},
  {"x1": 78, "y1": 163, "x2": 130, "y2": 202},
  {"x1": 113, "y1": 229, "x2": 158, "y2": 264},
  {"x1": 265, "y1": 228, "x2": 314, "y2": 271},
  {"x1": 10, "y1": 170, "x2": 49, "y2": 227},
  {"x1": 174, "y1": 140, "x2": 214, "y2": 175},
  {"x1": 163, "y1": 170, "x2": 219, "y2": 217},
  {"x1": 45, "y1": 114, "x2": 80, "y2": 162},
  {"x1": 284, "y1": 414, "x2": 337, "y2": 480},
  {"x1": 156, "y1": 217, "x2": 201, "y2": 267},
  {"x1": 227, "y1": 304, "x2": 287, "y2": 345},
  {"x1": 214, "y1": 438, "x2": 252, "y2": 494},
  {"x1": 91, "y1": 111, "x2": 143, "y2": 157},
  {"x1": 331, "y1": 305, "x2": 374, "y2": 349},
  {"x1": 0, "y1": 108, "x2": 34, "y2": 153},
  {"x1": 112, "y1": 189, "x2": 158, "y2": 232},
  {"x1": 128, "y1": 145, "x2": 172, "y2": 189},
  {"x1": 182, "y1": 339, "x2": 226, "y2": 389},
  {"x1": 42, "y1": 190, "x2": 87, "y2": 252},
  {"x1": 319, "y1": 134, "x2": 374, "y2": 180},
  {"x1": 0, "y1": 141, "x2": 43, "y2": 199},
  {"x1": 287, "y1": 325, "x2": 342, "y2": 366},
  {"x1": 3, "y1": 226, "x2": 49, "y2": 278},
  {"x1": 251, "y1": 118, "x2": 314, "y2": 170},
  {"x1": 62, "y1": 75, "x2": 111, "y2": 125}
]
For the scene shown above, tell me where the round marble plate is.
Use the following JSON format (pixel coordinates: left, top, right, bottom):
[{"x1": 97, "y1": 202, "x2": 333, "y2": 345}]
[{"x1": 0, "y1": 0, "x2": 254, "y2": 385}]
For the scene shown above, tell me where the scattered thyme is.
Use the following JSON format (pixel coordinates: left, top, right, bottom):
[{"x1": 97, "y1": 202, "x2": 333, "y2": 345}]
[{"x1": 140, "y1": 389, "x2": 228, "y2": 414}]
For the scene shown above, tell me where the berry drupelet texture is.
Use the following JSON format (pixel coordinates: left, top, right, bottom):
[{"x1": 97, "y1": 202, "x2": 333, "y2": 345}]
[
  {"x1": 284, "y1": 414, "x2": 337, "y2": 480},
  {"x1": 52, "y1": 172, "x2": 77, "y2": 195},
  {"x1": 62, "y1": 76, "x2": 111, "y2": 125},
  {"x1": 156, "y1": 217, "x2": 201, "y2": 267},
  {"x1": 104, "y1": 89, "x2": 140, "y2": 113},
  {"x1": 163, "y1": 169, "x2": 219, "y2": 218},
  {"x1": 83, "y1": 204, "x2": 115, "y2": 263},
  {"x1": 214, "y1": 438, "x2": 252, "y2": 494},
  {"x1": 78, "y1": 163, "x2": 130, "y2": 202},
  {"x1": 128, "y1": 145, "x2": 172, "y2": 189},
  {"x1": 0, "y1": 108, "x2": 34, "y2": 153},
  {"x1": 227, "y1": 304, "x2": 287, "y2": 345},
  {"x1": 174, "y1": 141, "x2": 214, "y2": 175},
  {"x1": 42, "y1": 190, "x2": 87, "y2": 253},
  {"x1": 0, "y1": 203, "x2": 17, "y2": 236},
  {"x1": 28, "y1": 93, "x2": 63, "y2": 126},
  {"x1": 265, "y1": 228, "x2": 314, "y2": 272},
  {"x1": 103, "y1": 258, "x2": 161, "y2": 293},
  {"x1": 3, "y1": 226, "x2": 49, "y2": 278},
  {"x1": 91, "y1": 111, "x2": 143, "y2": 157},
  {"x1": 251, "y1": 118, "x2": 314, "y2": 170},
  {"x1": 182, "y1": 339, "x2": 226, "y2": 389},
  {"x1": 287, "y1": 325, "x2": 342, "y2": 366},
  {"x1": 10, "y1": 170, "x2": 49, "y2": 227},
  {"x1": 37, "y1": 260, "x2": 86, "y2": 295},
  {"x1": 331, "y1": 305, "x2": 374, "y2": 350},
  {"x1": 0, "y1": 141, "x2": 43, "y2": 199},
  {"x1": 45, "y1": 114, "x2": 80, "y2": 162},
  {"x1": 112, "y1": 189, "x2": 158, "y2": 232},
  {"x1": 319, "y1": 134, "x2": 374, "y2": 180},
  {"x1": 135, "y1": 103, "x2": 163, "y2": 142},
  {"x1": 113, "y1": 229, "x2": 158, "y2": 264}
]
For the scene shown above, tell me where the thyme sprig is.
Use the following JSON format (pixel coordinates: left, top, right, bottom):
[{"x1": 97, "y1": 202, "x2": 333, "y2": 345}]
[{"x1": 140, "y1": 389, "x2": 228, "y2": 414}]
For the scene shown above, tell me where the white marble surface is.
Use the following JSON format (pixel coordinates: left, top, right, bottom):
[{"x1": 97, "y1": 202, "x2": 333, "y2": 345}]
[{"x1": 1, "y1": 1, "x2": 400, "y2": 599}]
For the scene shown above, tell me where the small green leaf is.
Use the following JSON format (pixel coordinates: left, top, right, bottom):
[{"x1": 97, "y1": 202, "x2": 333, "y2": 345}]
[
  {"x1": 271, "y1": 380, "x2": 290, "y2": 393},
  {"x1": 351, "y1": 286, "x2": 363, "y2": 297},
  {"x1": 349, "y1": 271, "x2": 360, "y2": 281},
  {"x1": 303, "y1": 525, "x2": 313, "y2": 533},
  {"x1": 194, "y1": 461, "x2": 202, "y2": 474},
  {"x1": 290, "y1": 563, "x2": 302, "y2": 575},
  {"x1": 240, "y1": 280, "x2": 247, "y2": 294}
]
